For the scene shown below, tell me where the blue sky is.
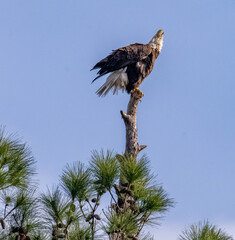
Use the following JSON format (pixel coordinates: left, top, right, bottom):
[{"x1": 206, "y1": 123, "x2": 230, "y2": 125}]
[{"x1": 0, "y1": 0, "x2": 235, "y2": 239}]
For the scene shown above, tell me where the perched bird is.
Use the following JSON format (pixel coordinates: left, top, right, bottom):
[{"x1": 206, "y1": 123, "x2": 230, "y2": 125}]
[{"x1": 91, "y1": 29, "x2": 164, "y2": 97}]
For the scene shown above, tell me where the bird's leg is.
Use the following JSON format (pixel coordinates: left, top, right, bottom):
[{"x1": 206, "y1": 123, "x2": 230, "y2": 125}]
[{"x1": 133, "y1": 88, "x2": 144, "y2": 98}]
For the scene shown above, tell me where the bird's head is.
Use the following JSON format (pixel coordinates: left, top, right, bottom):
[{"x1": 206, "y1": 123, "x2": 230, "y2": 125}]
[{"x1": 149, "y1": 29, "x2": 164, "y2": 52}]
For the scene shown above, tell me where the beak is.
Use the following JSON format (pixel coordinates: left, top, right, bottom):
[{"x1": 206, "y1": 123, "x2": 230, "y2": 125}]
[{"x1": 157, "y1": 29, "x2": 165, "y2": 37}]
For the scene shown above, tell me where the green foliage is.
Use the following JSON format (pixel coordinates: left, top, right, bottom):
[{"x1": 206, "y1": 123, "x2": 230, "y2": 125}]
[
  {"x1": 65, "y1": 203, "x2": 81, "y2": 226},
  {"x1": 41, "y1": 186, "x2": 81, "y2": 240},
  {"x1": 138, "y1": 187, "x2": 174, "y2": 215},
  {"x1": 179, "y1": 221, "x2": 233, "y2": 240},
  {"x1": 30, "y1": 232, "x2": 48, "y2": 240},
  {"x1": 0, "y1": 128, "x2": 35, "y2": 190},
  {"x1": 61, "y1": 162, "x2": 92, "y2": 202},
  {"x1": 0, "y1": 188, "x2": 42, "y2": 235},
  {"x1": 6, "y1": 189, "x2": 42, "y2": 239},
  {"x1": 104, "y1": 210, "x2": 139, "y2": 237},
  {"x1": 90, "y1": 150, "x2": 119, "y2": 193},
  {"x1": 0, "y1": 125, "x2": 174, "y2": 239},
  {"x1": 0, "y1": 132, "x2": 174, "y2": 240},
  {"x1": 119, "y1": 154, "x2": 152, "y2": 186},
  {"x1": 41, "y1": 186, "x2": 71, "y2": 226},
  {"x1": 0, "y1": 189, "x2": 14, "y2": 208},
  {"x1": 69, "y1": 223, "x2": 92, "y2": 240},
  {"x1": 118, "y1": 154, "x2": 174, "y2": 224},
  {"x1": 14, "y1": 189, "x2": 34, "y2": 209}
]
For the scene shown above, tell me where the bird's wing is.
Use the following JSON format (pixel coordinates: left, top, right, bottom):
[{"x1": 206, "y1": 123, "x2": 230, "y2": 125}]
[{"x1": 91, "y1": 43, "x2": 152, "y2": 81}]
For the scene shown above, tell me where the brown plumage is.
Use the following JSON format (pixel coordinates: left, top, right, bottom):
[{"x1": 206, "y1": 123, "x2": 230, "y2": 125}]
[{"x1": 91, "y1": 29, "x2": 164, "y2": 96}]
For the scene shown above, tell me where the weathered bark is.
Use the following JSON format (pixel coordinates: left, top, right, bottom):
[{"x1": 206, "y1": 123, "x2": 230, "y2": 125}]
[
  {"x1": 110, "y1": 89, "x2": 146, "y2": 240},
  {"x1": 120, "y1": 89, "x2": 147, "y2": 156}
]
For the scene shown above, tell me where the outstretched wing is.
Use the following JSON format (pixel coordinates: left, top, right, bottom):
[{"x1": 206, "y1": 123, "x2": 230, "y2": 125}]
[{"x1": 91, "y1": 43, "x2": 152, "y2": 82}]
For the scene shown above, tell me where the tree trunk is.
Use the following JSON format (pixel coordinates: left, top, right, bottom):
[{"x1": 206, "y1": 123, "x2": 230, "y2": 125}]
[
  {"x1": 120, "y1": 89, "x2": 147, "y2": 156},
  {"x1": 111, "y1": 89, "x2": 146, "y2": 240}
]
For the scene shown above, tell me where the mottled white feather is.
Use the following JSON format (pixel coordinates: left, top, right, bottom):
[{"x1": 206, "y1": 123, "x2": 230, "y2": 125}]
[
  {"x1": 149, "y1": 37, "x2": 164, "y2": 52},
  {"x1": 96, "y1": 67, "x2": 128, "y2": 96}
]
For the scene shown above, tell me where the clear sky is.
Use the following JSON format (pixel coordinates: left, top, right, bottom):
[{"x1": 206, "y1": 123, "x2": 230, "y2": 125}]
[{"x1": 0, "y1": 0, "x2": 235, "y2": 239}]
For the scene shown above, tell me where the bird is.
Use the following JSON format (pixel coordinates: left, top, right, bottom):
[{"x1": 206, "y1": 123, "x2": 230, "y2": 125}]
[{"x1": 91, "y1": 29, "x2": 164, "y2": 97}]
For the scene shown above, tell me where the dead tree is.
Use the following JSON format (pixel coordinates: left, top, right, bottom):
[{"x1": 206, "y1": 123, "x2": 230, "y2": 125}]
[{"x1": 120, "y1": 89, "x2": 147, "y2": 156}]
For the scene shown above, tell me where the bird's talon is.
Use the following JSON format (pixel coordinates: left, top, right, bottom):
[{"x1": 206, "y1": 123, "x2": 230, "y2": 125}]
[{"x1": 134, "y1": 88, "x2": 144, "y2": 98}]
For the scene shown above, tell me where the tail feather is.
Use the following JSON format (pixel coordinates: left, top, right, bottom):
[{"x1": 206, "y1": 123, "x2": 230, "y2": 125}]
[
  {"x1": 92, "y1": 69, "x2": 110, "y2": 83},
  {"x1": 91, "y1": 57, "x2": 109, "y2": 71},
  {"x1": 96, "y1": 85, "x2": 107, "y2": 97},
  {"x1": 96, "y1": 73, "x2": 118, "y2": 96},
  {"x1": 96, "y1": 68, "x2": 128, "y2": 97},
  {"x1": 92, "y1": 73, "x2": 104, "y2": 83}
]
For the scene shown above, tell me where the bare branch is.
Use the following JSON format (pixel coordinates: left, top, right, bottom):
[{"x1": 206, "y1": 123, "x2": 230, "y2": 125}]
[{"x1": 120, "y1": 89, "x2": 147, "y2": 156}]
